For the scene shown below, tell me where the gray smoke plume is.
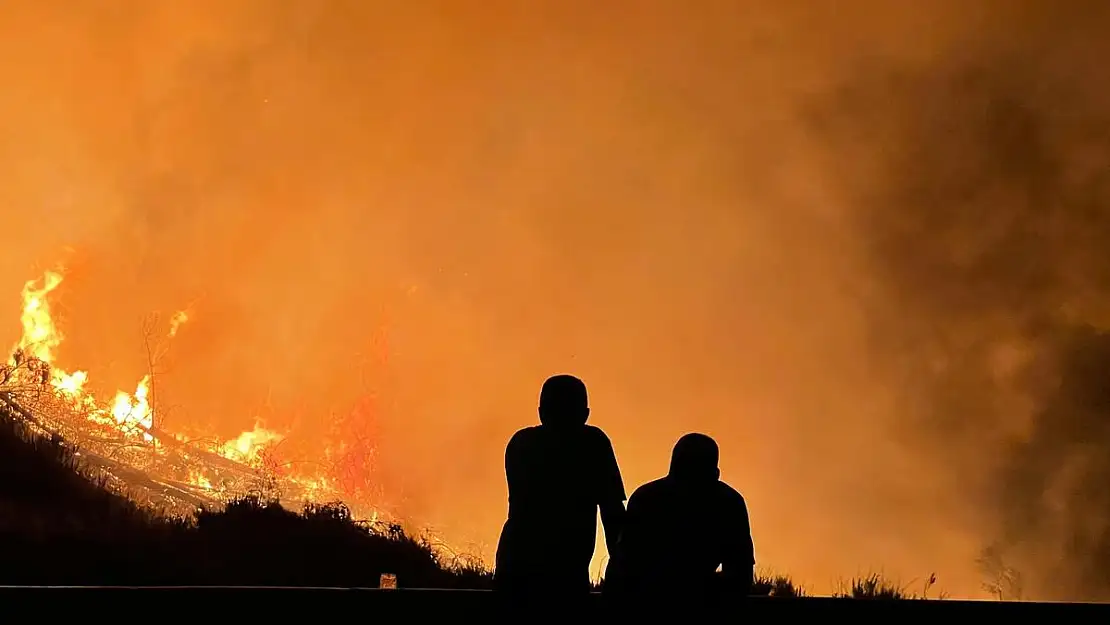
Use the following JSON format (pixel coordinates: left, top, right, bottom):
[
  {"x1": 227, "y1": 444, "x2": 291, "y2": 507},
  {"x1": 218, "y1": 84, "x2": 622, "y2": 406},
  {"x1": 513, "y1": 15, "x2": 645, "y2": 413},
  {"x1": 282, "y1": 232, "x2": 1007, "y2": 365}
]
[{"x1": 807, "y1": 4, "x2": 1110, "y2": 599}]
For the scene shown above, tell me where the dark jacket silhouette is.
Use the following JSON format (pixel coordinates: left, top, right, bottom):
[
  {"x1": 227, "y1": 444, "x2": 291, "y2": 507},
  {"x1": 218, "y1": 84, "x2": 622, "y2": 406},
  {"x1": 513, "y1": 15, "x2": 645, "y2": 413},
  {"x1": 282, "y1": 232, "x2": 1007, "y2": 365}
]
[
  {"x1": 494, "y1": 375, "x2": 626, "y2": 597},
  {"x1": 604, "y1": 433, "x2": 754, "y2": 604}
]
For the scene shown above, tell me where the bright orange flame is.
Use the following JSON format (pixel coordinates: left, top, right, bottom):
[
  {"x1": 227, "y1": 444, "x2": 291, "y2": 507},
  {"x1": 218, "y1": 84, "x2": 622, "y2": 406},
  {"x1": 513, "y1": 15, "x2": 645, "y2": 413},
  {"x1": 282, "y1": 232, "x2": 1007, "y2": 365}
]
[
  {"x1": 221, "y1": 422, "x2": 284, "y2": 465},
  {"x1": 8, "y1": 269, "x2": 284, "y2": 464},
  {"x1": 169, "y1": 310, "x2": 188, "y2": 338},
  {"x1": 54, "y1": 370, "x2": 88, "y2": 396},
  {"x1": 10, "y1": 271, "x2": 92, "y2": 398},
  {"x1": 111, "y1": 376, "x2": 154, "y2": 442},
  {"x1": 3, "y1": 267, "x2": 390, "y2": 522},
  {"x1": 17, "y1": 270, "x2": 64, "y2": 363},
  {"x1": 188, "y1": 468, "x2": 215, "y2": 491}
]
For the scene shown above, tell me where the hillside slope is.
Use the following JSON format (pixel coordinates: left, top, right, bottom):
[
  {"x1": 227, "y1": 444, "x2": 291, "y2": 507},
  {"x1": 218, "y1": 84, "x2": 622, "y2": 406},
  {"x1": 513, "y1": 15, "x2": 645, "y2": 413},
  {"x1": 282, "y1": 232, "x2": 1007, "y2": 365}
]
[{"x1": 0, "y1": 406, "x2": 491, "y2": 588}]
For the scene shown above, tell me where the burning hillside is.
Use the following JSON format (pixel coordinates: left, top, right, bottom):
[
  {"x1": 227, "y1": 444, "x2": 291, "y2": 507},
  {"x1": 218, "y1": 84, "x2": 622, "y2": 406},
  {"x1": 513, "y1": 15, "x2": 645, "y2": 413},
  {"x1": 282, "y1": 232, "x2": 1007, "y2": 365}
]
[{"x1": 0, "y1": 267, "x2": 388, "y2": 521}]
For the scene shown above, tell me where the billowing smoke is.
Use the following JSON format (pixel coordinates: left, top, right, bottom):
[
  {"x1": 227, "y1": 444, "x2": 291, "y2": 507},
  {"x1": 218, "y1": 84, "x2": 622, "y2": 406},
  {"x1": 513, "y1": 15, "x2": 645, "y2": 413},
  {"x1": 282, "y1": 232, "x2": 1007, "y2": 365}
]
[{"x1": 807, "y1": 2, "x2": 1110, "y2": 599}]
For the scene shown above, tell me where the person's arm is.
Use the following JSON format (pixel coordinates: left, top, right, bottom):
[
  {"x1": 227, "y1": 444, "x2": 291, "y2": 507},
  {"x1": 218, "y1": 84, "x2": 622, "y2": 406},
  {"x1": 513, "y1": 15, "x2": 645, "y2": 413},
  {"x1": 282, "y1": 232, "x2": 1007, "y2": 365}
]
[
  {"x1": 600, "y1": 500, "x2": 625, "y2": 554},
  {"x1": 721, "y1": 493, "x2": 755, "y2": 596},
  {"x1": 596, "y1": 432, "x2": 627, "y2": 552},
  {"x1": 504, "y1": 430, "x2": 528, "y2": 507},
  {"x1": 496, "y1": 432, "x2": 526, "y2": 590},
  {"x1": 602, "y1": 489, "x2": 642, "y2": 596}
]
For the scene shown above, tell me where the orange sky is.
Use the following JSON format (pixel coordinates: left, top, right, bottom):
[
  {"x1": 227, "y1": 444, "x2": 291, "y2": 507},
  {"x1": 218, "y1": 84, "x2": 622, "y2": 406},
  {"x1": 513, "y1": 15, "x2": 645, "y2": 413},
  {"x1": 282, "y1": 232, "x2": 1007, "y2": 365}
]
[{"x1": 2, "y1": 1, "x2": 1109, "y2": 599}]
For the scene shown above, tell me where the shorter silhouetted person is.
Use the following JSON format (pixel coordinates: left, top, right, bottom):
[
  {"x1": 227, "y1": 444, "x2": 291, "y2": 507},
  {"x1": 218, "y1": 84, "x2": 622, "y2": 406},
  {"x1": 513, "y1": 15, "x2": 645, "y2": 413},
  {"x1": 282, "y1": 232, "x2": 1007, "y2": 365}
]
[
  {"x1": 604, "y1": 433, "x2": 754, "y2": 608},
  {"x1": 495, "y1": 374, "x2": 626, "y2": 602}
]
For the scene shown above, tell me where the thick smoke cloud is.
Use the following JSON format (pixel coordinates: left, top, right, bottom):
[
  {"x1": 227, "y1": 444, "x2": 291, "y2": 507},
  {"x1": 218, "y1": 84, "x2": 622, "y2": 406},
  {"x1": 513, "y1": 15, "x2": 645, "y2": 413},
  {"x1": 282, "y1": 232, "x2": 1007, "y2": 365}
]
[{"x1": 808, "y1": 2, "x2": 1110, "y2": 599}]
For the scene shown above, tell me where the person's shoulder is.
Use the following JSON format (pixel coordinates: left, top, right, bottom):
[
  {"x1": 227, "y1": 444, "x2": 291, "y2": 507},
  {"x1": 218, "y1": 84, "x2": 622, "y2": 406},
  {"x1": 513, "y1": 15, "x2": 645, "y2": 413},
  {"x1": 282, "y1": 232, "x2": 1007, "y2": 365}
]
[
  {"x1": 629, "y1": 476, "x2": 669, "y2": 501},
  {"x1": 507, "y1": 425, "x2": 542, "y2": 448},
  {"x1": 715, "y1": 481, "x2": 749, "y2": 510},
  {"x1": 583, "y1": 424, "x2": 615, "y2": 446},
  {"x1": 581, "y1": 425, "x2": 619, "y2": 458}
]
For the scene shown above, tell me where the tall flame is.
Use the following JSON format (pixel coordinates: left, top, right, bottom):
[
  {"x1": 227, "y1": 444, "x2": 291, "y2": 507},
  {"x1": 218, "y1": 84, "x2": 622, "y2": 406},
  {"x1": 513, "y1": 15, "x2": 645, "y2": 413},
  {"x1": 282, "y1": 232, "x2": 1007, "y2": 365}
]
[
  {"x1": 11, "y1": 270, "x2": 90, "y2": 397},
  {"x1": 111, "y1": 376, "x2": 154, "y2": 442},
  {"x1": 18, "y1": 270, "x2": 64, "y2": 363}
]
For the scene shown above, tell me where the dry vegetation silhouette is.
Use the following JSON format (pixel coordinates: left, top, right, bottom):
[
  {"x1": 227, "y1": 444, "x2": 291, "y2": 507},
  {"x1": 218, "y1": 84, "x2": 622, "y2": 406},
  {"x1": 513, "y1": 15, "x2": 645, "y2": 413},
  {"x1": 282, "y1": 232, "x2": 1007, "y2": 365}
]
[{"x1": 0, "y1": 401, "x2": 489, "y2": 588}]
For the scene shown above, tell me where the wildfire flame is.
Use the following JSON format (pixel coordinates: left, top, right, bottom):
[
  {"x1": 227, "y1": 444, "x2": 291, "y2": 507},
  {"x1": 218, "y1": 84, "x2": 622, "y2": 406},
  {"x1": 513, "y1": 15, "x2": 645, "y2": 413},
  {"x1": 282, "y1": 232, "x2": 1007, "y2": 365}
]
[
  {"x1": 7, "y1": 272, "x2": 276, "y2": 454},
  {"x1": 2, "y1": 268, "x2": 365, "y2": 514},
  {"x1": 18, "y1": 270, "x2": 63, "y2": 363},
  {"x1": 111, "y1": 376, "x2": 154, "y2": 442},
  {"x1": 169, "y1": 311, "x2": 188, "y2": 338},
  {"x1": 222, "y1": 422, "x2": 284, "y2": 465},
  {"x1": 17, "y1": 271, "x2": 90, "y2": 396}
]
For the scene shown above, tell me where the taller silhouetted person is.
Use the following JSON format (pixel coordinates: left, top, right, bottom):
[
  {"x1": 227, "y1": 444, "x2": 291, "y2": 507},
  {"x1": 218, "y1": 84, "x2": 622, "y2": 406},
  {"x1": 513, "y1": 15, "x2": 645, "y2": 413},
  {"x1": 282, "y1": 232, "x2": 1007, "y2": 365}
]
[
  {"x1": 494, "y1": 374, "x2": 626, "y2": 602},
  {"x1": 604, "y1": 433, "x2": 754, "y2": 608}
]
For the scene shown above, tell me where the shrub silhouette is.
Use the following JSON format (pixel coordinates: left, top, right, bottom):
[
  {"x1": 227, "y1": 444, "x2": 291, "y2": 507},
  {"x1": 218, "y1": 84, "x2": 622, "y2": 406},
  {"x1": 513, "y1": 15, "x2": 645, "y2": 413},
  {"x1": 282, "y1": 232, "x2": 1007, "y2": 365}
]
[
  {"x1": 834, "y1": 573, "x2": 909, "y2": 600},
  {"x1": 752, "y1": 571, "x2": 806, "y2": 597}
]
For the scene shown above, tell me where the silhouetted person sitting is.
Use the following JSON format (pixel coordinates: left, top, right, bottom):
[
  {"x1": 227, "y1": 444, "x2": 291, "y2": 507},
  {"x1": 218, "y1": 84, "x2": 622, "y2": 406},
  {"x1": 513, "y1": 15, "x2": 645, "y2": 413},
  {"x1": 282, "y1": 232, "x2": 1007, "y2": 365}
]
[
  {"x1": 604, "y1": 433, "x2": 754, "y2": 608},
  {"x1": 494, "y1": 374, "x2": 626, "y2": 601}
]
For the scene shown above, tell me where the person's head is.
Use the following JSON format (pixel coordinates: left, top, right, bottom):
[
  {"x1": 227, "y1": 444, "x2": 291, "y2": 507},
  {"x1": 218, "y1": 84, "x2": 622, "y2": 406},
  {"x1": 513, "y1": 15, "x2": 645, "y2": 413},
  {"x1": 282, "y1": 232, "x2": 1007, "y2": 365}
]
[
  {"x1": 668, "y1": 433, "x2": 721, "y2": 482},
  {"x1": 538, "y1": 374, "x2": 590, "y2": 428}
]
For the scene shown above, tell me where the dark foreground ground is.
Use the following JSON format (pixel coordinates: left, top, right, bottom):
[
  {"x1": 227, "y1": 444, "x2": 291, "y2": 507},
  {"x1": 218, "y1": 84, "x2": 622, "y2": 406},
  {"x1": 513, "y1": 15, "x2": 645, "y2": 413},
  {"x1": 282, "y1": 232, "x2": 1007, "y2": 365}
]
[
  {"x1": 0, "y1": 587, "x2": 1108, "y2": 621},
  {"x1": 3, "y1": 399, "x2": 1110, "y2": 611}
]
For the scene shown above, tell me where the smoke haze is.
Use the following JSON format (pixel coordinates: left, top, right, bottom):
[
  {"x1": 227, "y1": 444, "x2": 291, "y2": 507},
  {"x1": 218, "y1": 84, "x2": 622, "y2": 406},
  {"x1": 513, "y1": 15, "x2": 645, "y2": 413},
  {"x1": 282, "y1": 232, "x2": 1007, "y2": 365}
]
[{"x1": 1, "y1": 0, "x2": 1108, "y2": 599}]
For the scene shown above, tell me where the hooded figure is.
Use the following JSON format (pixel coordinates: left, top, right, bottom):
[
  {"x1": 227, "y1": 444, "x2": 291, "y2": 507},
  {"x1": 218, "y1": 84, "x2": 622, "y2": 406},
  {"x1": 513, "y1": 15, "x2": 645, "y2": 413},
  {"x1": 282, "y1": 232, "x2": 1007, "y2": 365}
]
[
  {"x1": 604, "y1": 433, "x2": 755, "y2": 608},
  {"x1": 494, "y1": 375, "x2": 626, "y2": 600}
]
